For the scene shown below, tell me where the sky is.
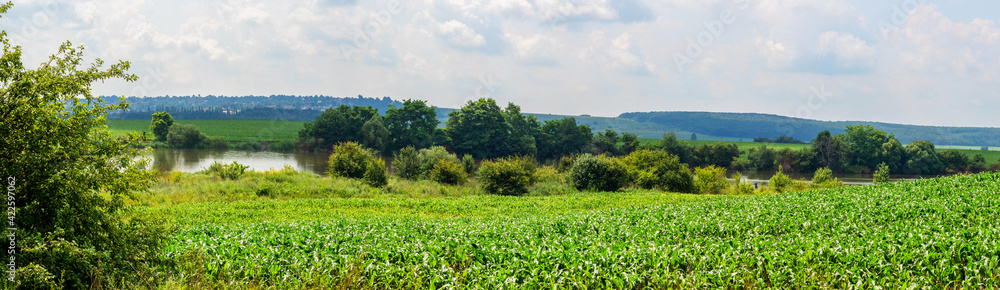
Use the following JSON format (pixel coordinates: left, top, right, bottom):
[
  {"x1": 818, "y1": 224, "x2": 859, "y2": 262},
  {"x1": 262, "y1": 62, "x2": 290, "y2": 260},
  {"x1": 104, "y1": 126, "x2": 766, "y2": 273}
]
[{"x1": 2, "y1": 0, "x2": 999, "y2": 127}]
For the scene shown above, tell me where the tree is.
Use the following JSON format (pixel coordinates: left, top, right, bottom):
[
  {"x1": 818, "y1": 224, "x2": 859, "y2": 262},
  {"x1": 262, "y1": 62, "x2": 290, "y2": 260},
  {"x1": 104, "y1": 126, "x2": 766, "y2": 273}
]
[
  {"x1": 904, "y1": 140, "x2": 942, "y2": 175},
  {"x1": 361, "y1": 114, "x2": 389, "y2": 154},
  {"x1": 537, "y1": 117, "x2": 592, "y2": 160},
  {"x1": 591, "y1": 129, "x2": 620, "y2": 156},
  {"x1": 167, "y1": 123, "x2": 208, "y2": 148},
  {"x1": 660, "y1": 132, "x2": 692, "y2": 163},
  {"x1": 299, "y1": 105, "x2": 378, "y2": 151},
  {"x1": 0, "y1": 14, "x2": 168, "y2": 288},
  {"x1": 445, "y1": 98, "x2": 511, "y2": 159},
  {"x1": 747, "y1": 145, "x2": 777, "y2": 171},
  {"x1": 812, "y1": 130, "x2": 848, "y2": 172},
  {"x1": 619, "y1": 133, "x2": 640, "y2": 156},
  {"x1": 691, "y1": 133, "x2": 698, "y2": 141},
  {"x1": 622, "y1": 150, "x2": 694, "y2": 193},
  {"x1": 844, "y1": 125, "x2": 892, "y2": 172},
  {"x1": 939, "y1": 150, "x2": 970, "y2": 174},
  {"x1": 873, "y1": 162, "x2": 891, "y2": 184},
  {"x1": 384, "y1": 99, "x2": 438, "y2": 151},
  {"x1": 503, "y1": 103, "x2": 541, "y2": 157},
  {"x1": 878, "y1": 138, "x2": 906, "y2": 174},
  {"x1": 150, "y1": 111, "x2": 174, "y2": 141}
]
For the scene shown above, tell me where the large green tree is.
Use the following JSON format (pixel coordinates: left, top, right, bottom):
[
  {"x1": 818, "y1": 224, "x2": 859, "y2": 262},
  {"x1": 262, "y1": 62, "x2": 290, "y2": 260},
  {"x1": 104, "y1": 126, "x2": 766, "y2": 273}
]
[
  {"x1": 445, "y1": 98, "x2": 511, "y2": 159},
  {"x1": 904, "y1": 140, "x2": 942, "y2": 175},
  {"x1": 811, "y1": 130, "x2": 848, "y2": 172},
  {"x1": 502, "y1": 103, "x2": 541, "y2": 157},
  {"x1": 149, "y1": 111, "x2": 173, "y2": 141},
  {"x1": 361, "y1": 114, "x2": 389, "y2": 154},
  {"x1": 0, "y1": 9, "x2": 168, "y2": 288},
  {"x1": 843, "y1": 125, "x2": 893, "y2": 172},
  {"x1": 537, "y1": 117, "x2": 592, "y2": 160},
  {"x1": 384, "y1": 99, "x2": 438, "y2": 151},
  {"x1": 299, "y1": 105, "x2": 378, "y2": 150}
]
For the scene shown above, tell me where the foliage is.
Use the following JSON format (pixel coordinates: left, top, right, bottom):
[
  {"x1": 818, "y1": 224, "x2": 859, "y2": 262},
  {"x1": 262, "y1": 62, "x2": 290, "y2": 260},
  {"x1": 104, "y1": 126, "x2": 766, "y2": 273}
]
[
  {"x1": 693, "y1": 166, "x2": 729, "y2": 194},
  {"x1": 384, "y1": 99, "x2": 439, "y2": 151},
  {"x1": 0, "y1": 14, "x2": 169, "y2": 289},
  {"x1": 461, "y1": 155, "x2": 476, "y2": 175},
  {"x1": 747, "y1": 145, "x2": 777, "y2": 171},
  {"x1": 569, "y1": 154, "x2": 629, "y2": 192},
  {"x1": 268, "y1": 140, "x2": 296, "y2": 152},
  {"x1": 428, "y1": 159, "x2": 468, "y2": 185},
  {"x1": 690, "y1": 143, "x2": 739, "y2": 168},
  {"x1": 873, "y1": 162, "x2": 891, "y2": 184},
  {"x1": 327, "y1": 142, "x2": 378, "y2": 179},
  {"x1": 233, "y1": 141, "x2": 263, "y2": 151},
  {"x1": 810, "y1": 167, "x2": 843, "y2": 188},
  {"x1": 363, "y1": 158, "x2": 389, "y2": 188},
  {"x1": 660, "y1": 132, "x2": 692, "y2": 163},
  {"x1": 392, "y1": 146, "x2": 422, "y2": 180},
  {"x1": 537, "y1": 117, "x2": 592, "y2": 160},
  {"x1": 503, "y1": 103, "x2": 542, "y2": 157},
  {"x1": 844, "y1": 125, "x2": 893, "y2": 172},
  {"x1": 768, "y1": 166, "x2": 794, "y2": 193},
  {"x1": 361, "y1": 114, "x2": 389, "y2": 154},
  {"x1": 446, "y1": 98, "x2": 512, "y2": 159},
  {"x1": 299, "y1": 105, "x2": 378, "y2": 151},
  {"x1": 754, "y1": 135, "x2": 805, "y2": 144},
  {"x1": 205, "y1": 161, "x2": 250, "y2": 180},
  {"x1": 557, "y1": 156, "x2": 574, "y2": 173},
  {"x1": 939, "y1": 150, "x2": 971, "y2": 174},
  {"x1": 478, "y1": 156, "x2": 537, "y2": 196},
  {"x1": 167, "y1": 123, "x2": 210, "y2": 148},
  {"x1": 150, "y1": 111, "x2": 174, "y2": 141},
  {"x1": 731, "y1": 172, "x2": 756, "y2": 195},
  {"x1": 417, "y1": 146, "x2": 461, "y2": 179},
  {"x1": 621, "y1": 149, "x2": 694, "y2": 193},
  {"x1": 812, "y1": 130, "x2": 848, "y2": 172},
  {"x1": 206, "y1": 136, "x2": 230, "y2": 150}
]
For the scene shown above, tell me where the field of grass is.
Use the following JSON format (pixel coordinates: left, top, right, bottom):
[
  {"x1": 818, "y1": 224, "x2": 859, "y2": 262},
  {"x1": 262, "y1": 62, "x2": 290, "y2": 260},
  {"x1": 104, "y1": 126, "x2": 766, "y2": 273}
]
[
  {"x1": 145, "y1": 169, "x2": 1000, "y2": 288},
  {"x1": 107, "y1": 120, "x2": 305, "y2": 142}
]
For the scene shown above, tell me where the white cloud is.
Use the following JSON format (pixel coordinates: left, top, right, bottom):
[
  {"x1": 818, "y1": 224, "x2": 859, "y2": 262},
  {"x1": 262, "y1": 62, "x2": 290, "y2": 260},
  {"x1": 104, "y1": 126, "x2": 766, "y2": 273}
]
[{"x1": 438, "y1": 20, "x2": 486, "y2": 47}]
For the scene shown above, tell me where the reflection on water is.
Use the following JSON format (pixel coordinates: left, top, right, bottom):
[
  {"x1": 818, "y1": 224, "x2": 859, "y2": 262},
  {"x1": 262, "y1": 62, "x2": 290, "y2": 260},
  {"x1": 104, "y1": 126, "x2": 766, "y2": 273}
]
[{"x1": 147, "y1": 149, "x2": 330, "y2": 175}]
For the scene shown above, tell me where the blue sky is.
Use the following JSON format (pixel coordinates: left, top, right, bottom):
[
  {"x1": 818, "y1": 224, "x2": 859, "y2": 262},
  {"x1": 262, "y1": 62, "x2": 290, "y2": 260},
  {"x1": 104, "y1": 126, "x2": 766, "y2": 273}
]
[{"x1": 3, "y1": 0, "x2": 999, "y2": 127}]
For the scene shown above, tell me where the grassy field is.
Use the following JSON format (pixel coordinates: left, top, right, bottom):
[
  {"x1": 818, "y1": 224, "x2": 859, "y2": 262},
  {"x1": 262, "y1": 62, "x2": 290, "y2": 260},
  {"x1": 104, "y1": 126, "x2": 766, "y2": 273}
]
[
  {"x1": 146, "y1": 171, "x2": 1000, "y2": 288},
  {"x1": 107, "y1": 120, "x2": 305, "y2": 142}
]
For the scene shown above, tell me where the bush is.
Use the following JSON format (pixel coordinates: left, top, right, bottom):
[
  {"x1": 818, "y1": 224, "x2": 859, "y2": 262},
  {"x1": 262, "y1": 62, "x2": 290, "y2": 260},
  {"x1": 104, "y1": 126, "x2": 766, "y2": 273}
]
[
  {"x1": 811, "y1": 167, "x2": 843, "y2": 188},
  {"x1": 462, "y1": 155, "x2": 477, "y2": 175},
  {"x1": 694, "y1": 166, "x2": 729, "y2": 194},
  {"x1": 873, "y1": 162, "x2": 891, "y2": 184},
  {"x1": 418, "y1": 146, "x2": 461, "y2": 177},
  {"x1": 364, "y1": 158, "x2": 389, "y2": 188},
  {"x1": 328, "y1": 142, "x2": 378, "y2": 179},
  {"x1": 206, "y1": 161, "x2": 250, "y2": 180},
  {"x1": 206, "y1": 137, "x2": 230, "y2": 149},
  {"x1": 732, "y1": 172, "x2": 756, "y2": 195},
  {"x1": 622, "y1": 149, "x2": 694, "y2": 193},
  {"x1": 769, "y1": 165, "x2": 794, "y2": 193},
  {"x1": 393, "y1": 146, "x2": 422, "y2": 180},
  {"x1": 479, "y1": 156, "x2": 537, "y2": 196},
  {"x1": 167, "y1": 123, "x2": 209, "y2": 148},
  {"x1": 557, "y1": 156, "x2": 574, "y2": 173},
  {"x1": 269, "y1": 140, "x2": 296, "y2": 152},
  {"x1": 429, "y1": 159, "x2": 468, "y2": 185},
  {"x1": 234, "y1": 141, "x2": 263, "y2": 151},
  {"x1": 570, "y1": 154, "x2": 629, "y2": 192}
]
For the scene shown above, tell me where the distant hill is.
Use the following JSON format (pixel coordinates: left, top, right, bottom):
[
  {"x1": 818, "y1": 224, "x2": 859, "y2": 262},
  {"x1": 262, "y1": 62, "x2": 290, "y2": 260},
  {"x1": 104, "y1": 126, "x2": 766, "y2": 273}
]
[{"x1": 618, "y1": 111, "x2": 1000, "y2": 147}]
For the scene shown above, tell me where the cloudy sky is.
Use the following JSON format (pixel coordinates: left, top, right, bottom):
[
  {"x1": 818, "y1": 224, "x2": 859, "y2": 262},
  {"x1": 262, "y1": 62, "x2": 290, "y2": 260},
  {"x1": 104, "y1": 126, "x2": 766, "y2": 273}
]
[{"x1": 3, "y1": 0, "x2": 999, "y2": 127}]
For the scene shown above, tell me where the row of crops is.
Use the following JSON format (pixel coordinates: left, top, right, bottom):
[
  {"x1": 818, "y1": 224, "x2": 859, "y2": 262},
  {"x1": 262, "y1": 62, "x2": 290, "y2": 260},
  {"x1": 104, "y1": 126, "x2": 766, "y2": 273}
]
[{"x1": 163, "y1": 173, "x2": 1000, "y2": 288}]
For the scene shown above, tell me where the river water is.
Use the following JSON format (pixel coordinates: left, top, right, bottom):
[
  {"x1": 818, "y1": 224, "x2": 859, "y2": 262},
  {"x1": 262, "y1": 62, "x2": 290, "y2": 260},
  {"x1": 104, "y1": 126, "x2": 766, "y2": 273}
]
[{"x1": 146, "y1": 149, "x2": 935, "y2": 184}]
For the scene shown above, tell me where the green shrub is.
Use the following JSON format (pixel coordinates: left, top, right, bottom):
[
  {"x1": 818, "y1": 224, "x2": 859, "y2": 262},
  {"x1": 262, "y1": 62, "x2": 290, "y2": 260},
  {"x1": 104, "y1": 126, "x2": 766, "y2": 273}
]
[
  {"x1": 393, "y1": 146, "x2": 422, "y2": 180},
  {"x1": 811, "y1": 167, "x2": 843, "y2": 188},
  {"x1": 874, "y1": 162, "x2": 891, "y2": 184},
  {"x1": 769, "y1": 165, "x2": 794, "y2": 193},
  {"x1": 206, "y1": 137, "x2": 230, "y2": 149},
  {"x1": 622, "y1": 149, "x2": 694, "y2": 193},
  {"x1": 167, "y1": 123, "x2": 209, "y2": 148},
  {"x1": 479, "y1": 156, "x2": 537, "y2": 196},
  {"x1": 732, "y1": 172, "x2": 756, "y2": 195},
  {"x1": 328, "y1": 142, "x2": 378, "y2": 179},
  {"x1": 418, "y1": 146, "x2": 461, "y2": 177},
  {"x1": 206, "y1": 161, "x2": 250, "y2": 180},
  {"x1": 694, "y1": 165, "x2": 729, "y2": 194},
  {"x1": 269, "y1": 140, "x2": 296, "y2": 152},
  {"x1": 364, "y1": 158, "x2": 389, "y2": 188},
  {"x1": 557, "y1": 156, "x2": 574, "y2": 173},
  {"x1": 462, "y1": 155, "x2": 477, "y2": 175},
  {"x1": 234, "y1": 141, "x2": 263, "y2": 151},
  {"x1": 429, "y1": 159, "x2": 468, "y2": 185},
  {"x1": 570, "y1": 154, "x2": 629, "y2": 192}
]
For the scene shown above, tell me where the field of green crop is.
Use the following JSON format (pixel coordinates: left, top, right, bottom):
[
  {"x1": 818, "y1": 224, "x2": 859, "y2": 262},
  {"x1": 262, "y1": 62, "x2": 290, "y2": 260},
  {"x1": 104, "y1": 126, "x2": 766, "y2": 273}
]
[
  {"x1": 152, "y1": 173, "x2": 1000, "y2": 288},
  {"x1": 107, "y1": 120, "x2": 305, "y2": 142}
]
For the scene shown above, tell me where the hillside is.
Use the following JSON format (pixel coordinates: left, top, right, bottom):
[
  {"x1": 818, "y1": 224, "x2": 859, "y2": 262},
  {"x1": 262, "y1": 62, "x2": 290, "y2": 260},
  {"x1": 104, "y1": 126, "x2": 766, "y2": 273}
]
[{"x1": 619, "y1": 111, "x2": 1000, "y2": 147}]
